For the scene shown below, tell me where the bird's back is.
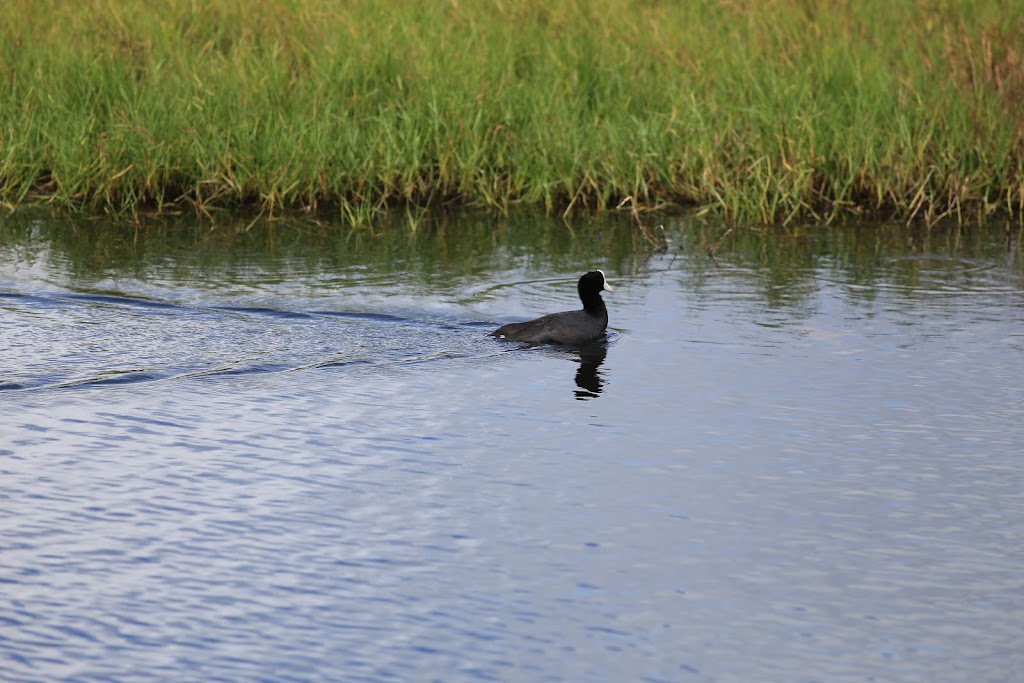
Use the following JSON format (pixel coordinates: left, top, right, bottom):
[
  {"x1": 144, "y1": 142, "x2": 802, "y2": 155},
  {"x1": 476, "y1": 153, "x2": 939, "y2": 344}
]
[{"x1": 490, "y1": 309, "x2": 606, "y2": 345}]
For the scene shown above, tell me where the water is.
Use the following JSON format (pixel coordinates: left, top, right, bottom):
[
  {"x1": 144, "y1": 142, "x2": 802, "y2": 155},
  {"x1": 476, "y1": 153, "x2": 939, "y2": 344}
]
[{"x1": 2, "y1": 211, "x2": 1023, "y2": 682}]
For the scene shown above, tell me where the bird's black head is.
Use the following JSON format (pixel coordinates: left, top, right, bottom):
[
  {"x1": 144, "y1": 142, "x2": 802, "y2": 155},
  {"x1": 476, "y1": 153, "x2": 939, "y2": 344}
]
[
  {"x1": 578, "y1": 270, "x2": 613, "y2": 297},
  {"x1": 578, "y1": 270, "x2": 612, "y2": 313}
]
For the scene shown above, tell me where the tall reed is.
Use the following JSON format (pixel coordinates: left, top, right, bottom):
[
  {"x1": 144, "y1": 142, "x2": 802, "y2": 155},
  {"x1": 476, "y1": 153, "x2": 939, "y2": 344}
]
[{"x1": 1, "y1": 0, "x2": 1021, "y2": 224}]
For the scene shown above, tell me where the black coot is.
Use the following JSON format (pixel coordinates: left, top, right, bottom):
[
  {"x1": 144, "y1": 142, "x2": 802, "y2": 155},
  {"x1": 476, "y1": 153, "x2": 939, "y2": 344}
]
[{"x1": 490, "y1": 270, "x2": 612, "y2": 345}]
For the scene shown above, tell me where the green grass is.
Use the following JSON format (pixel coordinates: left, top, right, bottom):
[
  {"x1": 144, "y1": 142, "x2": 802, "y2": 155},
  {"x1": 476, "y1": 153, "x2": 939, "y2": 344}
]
[{"x1": 1, "y1": 0, "x2": 1022, "y2": 225}]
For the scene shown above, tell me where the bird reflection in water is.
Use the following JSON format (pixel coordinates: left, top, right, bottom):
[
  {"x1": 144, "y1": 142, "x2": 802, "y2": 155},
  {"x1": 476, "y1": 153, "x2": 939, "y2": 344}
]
[{"x1": 573, "y1": 341, "x2": 608, "y2": 400}]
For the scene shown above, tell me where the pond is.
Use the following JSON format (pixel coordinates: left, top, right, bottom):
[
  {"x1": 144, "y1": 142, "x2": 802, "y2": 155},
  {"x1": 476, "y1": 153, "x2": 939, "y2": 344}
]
[{"x1": 2, "y1": 210, "x2": 1022, "y2": 682}]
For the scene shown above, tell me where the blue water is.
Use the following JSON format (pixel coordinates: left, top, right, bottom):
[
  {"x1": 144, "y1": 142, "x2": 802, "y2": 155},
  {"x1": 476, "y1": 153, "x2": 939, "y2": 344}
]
[{"x1": 2, "y1": 215, "x2": 1023, "y2": 682}]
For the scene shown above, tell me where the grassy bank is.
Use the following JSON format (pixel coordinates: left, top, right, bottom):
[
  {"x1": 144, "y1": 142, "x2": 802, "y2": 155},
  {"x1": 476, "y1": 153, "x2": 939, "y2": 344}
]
[{"x1": 1, "y1": 0, "x2": 1022, "y2": 225}]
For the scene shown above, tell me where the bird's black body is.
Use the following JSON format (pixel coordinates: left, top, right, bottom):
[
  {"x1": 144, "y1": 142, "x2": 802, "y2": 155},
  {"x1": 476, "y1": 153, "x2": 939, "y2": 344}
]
[{"x1": 490, "y1": 270, "x2": 612, "y2": 346}]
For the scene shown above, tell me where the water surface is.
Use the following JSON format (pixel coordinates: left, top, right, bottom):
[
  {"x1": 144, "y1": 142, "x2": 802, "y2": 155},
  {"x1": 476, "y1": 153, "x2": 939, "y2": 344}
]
[{"x1": 2, "y1": 211, "x2": 1023, "y2": 682}]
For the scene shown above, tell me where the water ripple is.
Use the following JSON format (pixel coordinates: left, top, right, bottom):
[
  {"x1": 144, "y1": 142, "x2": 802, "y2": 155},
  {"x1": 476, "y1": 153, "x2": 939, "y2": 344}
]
[{"x1": 2, "y1": 224, "x2": 1024, "y2": 682}]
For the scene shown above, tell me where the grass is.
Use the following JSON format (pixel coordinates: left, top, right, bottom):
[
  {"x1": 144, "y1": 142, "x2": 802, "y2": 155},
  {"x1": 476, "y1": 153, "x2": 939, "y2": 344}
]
[{"x1": 1, "y1": 0, "x2": 1022, "y2": 225}]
